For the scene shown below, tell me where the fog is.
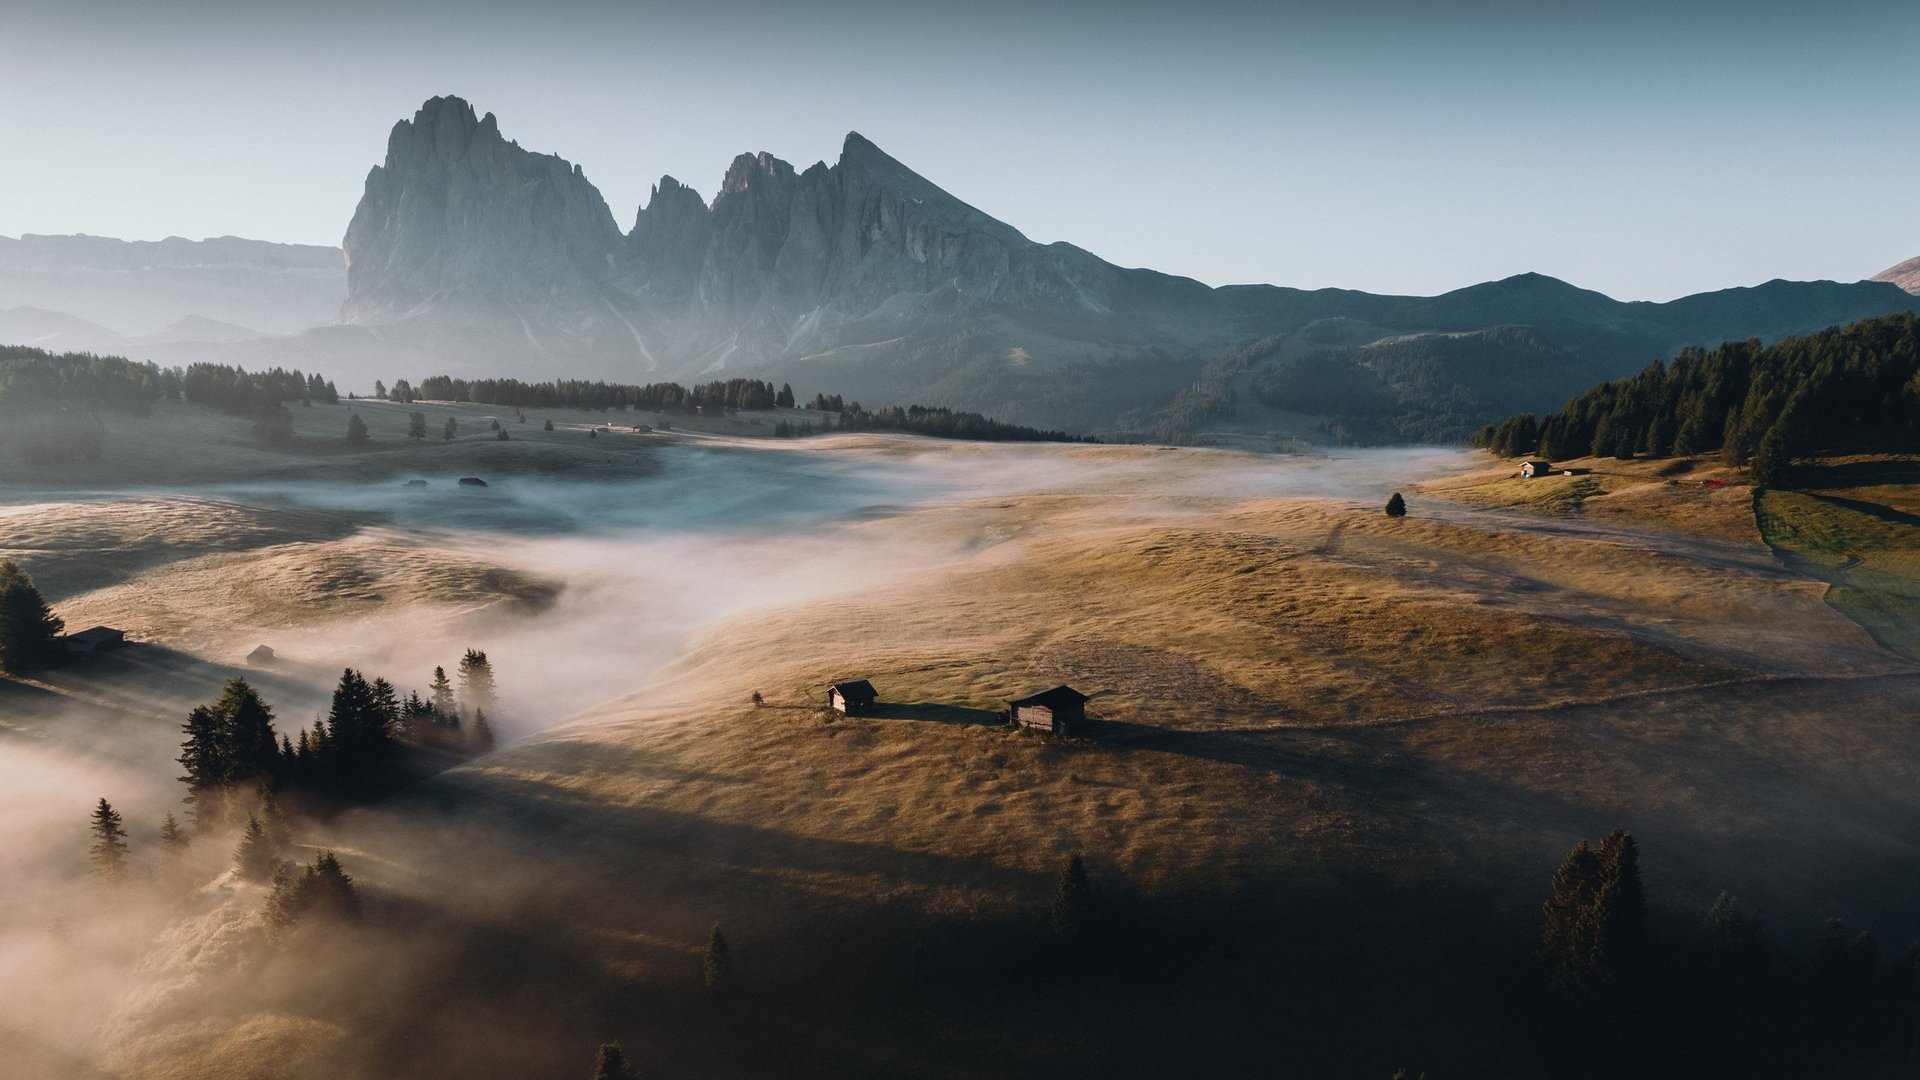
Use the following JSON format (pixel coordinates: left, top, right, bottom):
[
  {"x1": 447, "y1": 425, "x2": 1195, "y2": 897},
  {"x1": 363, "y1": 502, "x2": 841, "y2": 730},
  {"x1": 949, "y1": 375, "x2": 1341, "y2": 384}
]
[{"x1": 0, "y1": 437, "x2": 1475, "y2": 1077}]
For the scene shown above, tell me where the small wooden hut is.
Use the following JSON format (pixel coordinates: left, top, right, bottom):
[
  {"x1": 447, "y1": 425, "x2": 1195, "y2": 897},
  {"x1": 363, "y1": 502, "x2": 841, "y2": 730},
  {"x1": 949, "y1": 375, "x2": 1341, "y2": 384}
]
[
  {"x1": 1009, "y1": 686, "x2": 1091, "y2": 735},
  {"x1": 65, "y1": 626, "x2": 126, "y2": 654},
  {"x1": 247, "y1": 645, "x2": 276, "y2": 666},
  {"x1": 828, "y1": 680, "x2": 878, "y2": 716},
  {"x1": 1520, "y1": 460, "x2": 1554, "y2": 479}
]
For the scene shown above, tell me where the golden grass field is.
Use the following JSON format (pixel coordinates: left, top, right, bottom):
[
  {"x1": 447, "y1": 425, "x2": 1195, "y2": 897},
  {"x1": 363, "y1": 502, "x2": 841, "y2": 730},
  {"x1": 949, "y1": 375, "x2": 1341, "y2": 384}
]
[{"x1": 4, "y1": 407, "x2": 1920, "y2": 1078}]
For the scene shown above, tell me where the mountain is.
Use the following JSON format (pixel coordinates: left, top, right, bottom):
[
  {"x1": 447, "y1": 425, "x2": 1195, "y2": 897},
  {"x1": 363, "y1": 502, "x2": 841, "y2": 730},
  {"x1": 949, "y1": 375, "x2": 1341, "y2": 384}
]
[
  {"x1": 0, "y1": 233, "x2": 343, "y2": 336},
  {"x1": 0, "y1": 306, "x2": 126, "y2": 353},
  {"x1": 1874, "y1": 256, "x2": 1920, "y2": 295},
  {"x1": 333, "y1": 96, "x2": 1920, "y2": 434}
]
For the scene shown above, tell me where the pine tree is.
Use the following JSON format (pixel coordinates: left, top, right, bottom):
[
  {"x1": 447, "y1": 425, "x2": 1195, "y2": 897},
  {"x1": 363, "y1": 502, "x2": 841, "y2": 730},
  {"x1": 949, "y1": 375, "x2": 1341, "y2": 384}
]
[
  {"x1": 443, "y1": 416, "x2": 457, "y2": 441},
  {"x1": 704, "y1": 924, "x2": 733, "y2": 992},
  {"x1": 0, "y1": 560, "x2": 65, "y2": 673},
  {"x1": 1593, "y1": 828, "x2": 1649, "y2": 985},
  {"x1": 89, "y1": 798, "x2": 130, "y2": 879},
  {"x1": 591, "y1": 1042, "x2": 636, "y2": 1080},
  {"x1": 264, "y1": 850, "x2": 361, "y2": 928},
  {"x1": 776, "y1": 382, "x2": 795, "y2": 409},
  {"x1": 458, "y1": 649, "x2": 497, "y2": 716},
  {"x1": 233, "y1": 813, "x2": 276, "y2": 882},
  {"x1": 1385, "y1": 492, "x2": 1408, "y2": 518},
  {"x1": 347, "y1": 413, "x2": 369, "y2": 445},
  {"x1": 160, "y1": 812, "x2": 189, "y2": 854},
  {"x1": 178, "y1": 703, "x2": 231, "y2": 827},
  {"x1": 215, "y1": 677, "x2": 280, "y2": 783},
  {"x1": 1542, "y1": 839, "x2": 1602, "y2": 994},
  {"x1": 407, "y1": 411, "x2": 428, "y2": 440},
  {"x1": 544, "y1": 418, "x2": 554, "y2": 431},
  {"x1": 429, "y1": 665, "x2": 457, "y2": 718},
  {"x1": 1050, "y1": 853, "x2": 1092, "y2": 940},
  {"x1": 471, "y1": 708, "x2": 496, "y2": 752}
]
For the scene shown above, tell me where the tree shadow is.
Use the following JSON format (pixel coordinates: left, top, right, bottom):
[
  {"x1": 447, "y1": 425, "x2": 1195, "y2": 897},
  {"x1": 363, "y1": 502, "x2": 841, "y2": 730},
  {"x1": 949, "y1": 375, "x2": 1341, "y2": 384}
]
[{"x1": 1805, "y1": 492, "x2": 1920, "y2": 532}]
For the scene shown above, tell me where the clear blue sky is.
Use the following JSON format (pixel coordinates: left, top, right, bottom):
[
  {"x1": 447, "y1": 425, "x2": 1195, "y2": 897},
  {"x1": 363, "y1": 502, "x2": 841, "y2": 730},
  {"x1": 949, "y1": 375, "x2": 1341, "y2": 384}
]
[{"x1": 3, "y1": 0, "x2": 1916, "y2": 300}]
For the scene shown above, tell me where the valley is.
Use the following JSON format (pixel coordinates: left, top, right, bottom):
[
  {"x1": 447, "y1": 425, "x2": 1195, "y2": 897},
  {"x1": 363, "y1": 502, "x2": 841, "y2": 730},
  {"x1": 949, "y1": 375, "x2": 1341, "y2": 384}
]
[{"x1": 5, "y1": 411, "x2": 1919, "y2": 1077}]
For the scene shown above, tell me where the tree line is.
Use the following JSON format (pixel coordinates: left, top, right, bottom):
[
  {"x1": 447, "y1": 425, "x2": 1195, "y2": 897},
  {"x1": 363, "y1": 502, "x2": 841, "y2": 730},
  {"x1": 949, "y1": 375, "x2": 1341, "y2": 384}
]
[
  {"x1": 781, "y1": 396, "x2": 1093, "y2": 443},
  {"x1": 0, "y1": 346, "x2": 165, "y2": 463},
  {"x1": 408, "y1": 375, "x2": 785, "y2": 413},
  {"x1": 1474, "y1": 311, "x2": 1920, "y2": 484}
]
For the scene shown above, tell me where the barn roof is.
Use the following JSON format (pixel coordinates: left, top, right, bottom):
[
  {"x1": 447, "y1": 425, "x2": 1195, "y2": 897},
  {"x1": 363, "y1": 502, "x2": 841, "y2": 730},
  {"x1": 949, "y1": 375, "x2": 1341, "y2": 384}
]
[
  {"x1": 829, "y1": 679, "x2": 877, "y2": 702},
  {"x1": 1011, "y1": 685, "x2": 1089, "y2": 709},
  {"x1": 67, "y1": 626, "x2": 124, "y2": 644}
]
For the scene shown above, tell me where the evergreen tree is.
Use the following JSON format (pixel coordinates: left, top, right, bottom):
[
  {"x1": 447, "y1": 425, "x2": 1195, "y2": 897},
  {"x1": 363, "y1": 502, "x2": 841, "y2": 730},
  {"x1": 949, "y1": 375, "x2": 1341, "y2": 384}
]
[
  {"x1": 407, "y1": 411, "x2": 428, "y2": 440},
  {"x1": 0, "y1": 560, "x2": 65, "y2": 673},
  {"x1": 264, "y1": 850, "x2": 361, "y2": 928},
  {"x1": 233, "y1": 813, "x2": 276, "y2": 882},
  {"x1": 1385, "y1": 492, "x2": 1408, "y2": 518},
  {"x1": 591, "y1": 1042, "x2": 636, "y2": 1080},
  {"x1": 178, "y1": 703, "x2": 231, "y2": 827},
  {"x1": 347, "y1": 413, "x2": 369, "y2": 445},
  {"x1": 496, "y1": 427, "x2": 510, "y2": 441},
  {"x1": 1542, "y1": 829, "x2": 1649, "y2": 1001},
  {"x1": 1050, "y1": 853, "x2": 1092, "y2": 940},
  {"x1": 374, "y1": 380, "x2": 386, "y2": 400},
  {"x1": 704, "y1": 924, "x2": 733, "y2": 992},
  {"x1": 429, "y1": 665, "x2": 457, "y2": 718},
  {"x1": 544, "y1": 418, "x2": 554, "y2": 431},
  {"x1": 214, "y1": 677, "x2": 280, "y2": 783},
  {"x1": 1593, "y1": 828, "x2": 1649, "y2": 984},
  {"x1": 323, "y1": 667, "x2": 398, "y2": 775},
  {"x1": 458, "y1": 649, "x2": 497, "y2": 716},
  {"x1": 89, "y1": 798, "x2": 130, "y2": 879},
  {"x1": 1751, "y1": 422, "x2": 1791, "y2": 487},
  {"x1": 471, "y1": 708, "x2": 496, "y2": 752},
  {"x1": 776, "y1": 382, "x2": 795, "y2": 408},
  {"x1": 1542, "y1": 839, "x2": 1602, "y2": 995},
  {"x1": 443, "y1": 416, "x2": 457, "y2": 441},
  {"x1": 160, "y1": 812, "x2": 189, "y2": 854}
]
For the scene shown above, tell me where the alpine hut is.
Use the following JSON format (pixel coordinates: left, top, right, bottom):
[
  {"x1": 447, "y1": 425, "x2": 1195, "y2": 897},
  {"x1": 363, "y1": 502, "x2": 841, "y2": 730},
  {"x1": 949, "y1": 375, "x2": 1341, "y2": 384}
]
[
  {"x1": 64, "y1": 626, "x2": 126, "y2": 654},
  {"x1": 1009, "y1": 686, "x2": 1091, "y2": 735},
  {"x1": 827, "y1": 680, "x2": 878, "y2": 716}
]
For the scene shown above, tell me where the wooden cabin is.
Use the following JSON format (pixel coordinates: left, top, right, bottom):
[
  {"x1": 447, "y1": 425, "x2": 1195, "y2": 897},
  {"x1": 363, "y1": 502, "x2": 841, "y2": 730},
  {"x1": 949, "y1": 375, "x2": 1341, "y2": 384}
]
[
  {"x1": 1520, "y1": 460, "x2": 1554, "y2": 479},
  {"x1": 828, "y1": 680, "x2": 878, "y2": 716},
  {"x1": 1009, "y1": 686, "x2": 1091, "y2": 735},
  {"x1": 65, "y1": 626, "x2": 126, "y2": 654}
]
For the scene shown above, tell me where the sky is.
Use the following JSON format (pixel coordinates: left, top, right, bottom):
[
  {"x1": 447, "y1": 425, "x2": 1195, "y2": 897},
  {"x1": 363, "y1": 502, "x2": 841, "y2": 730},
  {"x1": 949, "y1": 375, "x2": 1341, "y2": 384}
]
[{"x1": 2, "y1": 0, "x2": 1917, "y2": 301}]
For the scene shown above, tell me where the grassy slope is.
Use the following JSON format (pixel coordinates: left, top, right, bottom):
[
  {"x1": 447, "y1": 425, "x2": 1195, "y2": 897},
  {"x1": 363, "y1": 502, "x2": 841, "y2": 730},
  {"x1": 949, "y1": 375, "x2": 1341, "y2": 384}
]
[{"x1": 8, "y1": 432, "x2": 1920, "y2": 1078}]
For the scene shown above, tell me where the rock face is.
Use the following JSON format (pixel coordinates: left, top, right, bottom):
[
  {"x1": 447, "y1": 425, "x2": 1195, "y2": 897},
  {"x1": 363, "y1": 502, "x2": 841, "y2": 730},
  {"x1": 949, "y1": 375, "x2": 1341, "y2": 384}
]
[
  {"x1": 1873, "y1": 256, "x2": 1920, "y2": 296},
  {"x1": 340, "y1": 96, "x2": 626, "y2": 351}
]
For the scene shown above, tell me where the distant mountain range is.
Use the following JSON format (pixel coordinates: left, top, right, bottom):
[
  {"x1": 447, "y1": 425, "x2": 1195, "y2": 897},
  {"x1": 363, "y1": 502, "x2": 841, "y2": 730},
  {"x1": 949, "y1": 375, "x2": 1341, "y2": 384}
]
[
  {"x1": 5, "y1": 95, "x2": 1917, "y2": 439},
  {"x1": 0, "y1": 233, "x2": 343, "y2": 339}
]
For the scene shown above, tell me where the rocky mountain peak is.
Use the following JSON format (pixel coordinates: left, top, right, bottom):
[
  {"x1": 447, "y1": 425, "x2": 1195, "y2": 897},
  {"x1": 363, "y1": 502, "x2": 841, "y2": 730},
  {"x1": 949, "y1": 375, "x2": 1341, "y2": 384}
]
[{"x1": 341, "y1": 97, "x2": 621, "y2": 326}]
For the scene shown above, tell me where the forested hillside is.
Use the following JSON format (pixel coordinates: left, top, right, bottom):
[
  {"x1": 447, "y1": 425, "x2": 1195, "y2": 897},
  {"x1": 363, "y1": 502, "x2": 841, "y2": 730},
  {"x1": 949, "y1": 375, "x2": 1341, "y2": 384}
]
[{"x1": 1474, "y1": 312, "x2": 1920, "y2": 483}]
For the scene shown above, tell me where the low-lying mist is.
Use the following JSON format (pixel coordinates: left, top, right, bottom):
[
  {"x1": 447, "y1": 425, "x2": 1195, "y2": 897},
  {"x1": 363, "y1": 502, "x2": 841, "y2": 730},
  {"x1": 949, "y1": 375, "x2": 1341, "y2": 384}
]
[{"x1": 0, "y1": 437, "x2": 1476, "y2": 1078}]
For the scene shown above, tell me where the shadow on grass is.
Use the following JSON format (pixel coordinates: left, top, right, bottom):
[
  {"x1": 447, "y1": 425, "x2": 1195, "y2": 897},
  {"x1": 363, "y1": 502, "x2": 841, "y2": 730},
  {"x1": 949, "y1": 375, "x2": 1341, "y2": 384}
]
[{"x1": 866, "y1": 701, "x2": 1005, "y2": 726}]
